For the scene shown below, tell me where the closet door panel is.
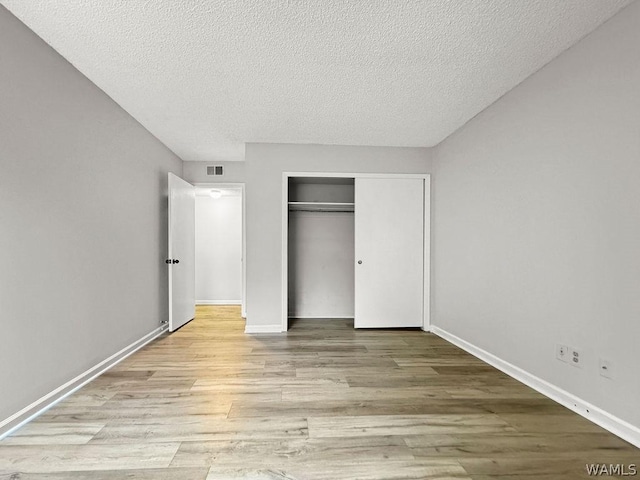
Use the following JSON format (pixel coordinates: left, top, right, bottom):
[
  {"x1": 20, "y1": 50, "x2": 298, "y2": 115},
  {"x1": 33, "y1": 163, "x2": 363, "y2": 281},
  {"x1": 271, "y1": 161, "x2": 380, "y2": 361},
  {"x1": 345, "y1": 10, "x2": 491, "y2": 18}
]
[{"x1": 354, "y1": 178, "x2": 424, "y2": 328}]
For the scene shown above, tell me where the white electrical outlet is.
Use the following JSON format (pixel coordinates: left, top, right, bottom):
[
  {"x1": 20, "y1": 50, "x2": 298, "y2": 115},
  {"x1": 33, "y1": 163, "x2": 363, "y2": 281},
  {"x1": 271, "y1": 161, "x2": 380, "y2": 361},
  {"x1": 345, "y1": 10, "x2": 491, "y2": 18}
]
[
  {"x1": 556, "y1": 344, "x2": 569, "y2": 363},
  {"x1": 599, "y1": 358, "x2": 613, "y2": 379},
  {"x1": 569, "y1": 347, "x2": 582, "y2": 368}
]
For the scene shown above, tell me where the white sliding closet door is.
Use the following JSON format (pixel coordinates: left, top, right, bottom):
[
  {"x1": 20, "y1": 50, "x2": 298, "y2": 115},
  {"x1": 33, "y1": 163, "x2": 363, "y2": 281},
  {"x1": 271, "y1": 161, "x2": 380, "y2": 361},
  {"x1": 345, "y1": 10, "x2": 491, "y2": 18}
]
[{"x1": 354, "y1": 177, "x2": 424, "y2": 328}]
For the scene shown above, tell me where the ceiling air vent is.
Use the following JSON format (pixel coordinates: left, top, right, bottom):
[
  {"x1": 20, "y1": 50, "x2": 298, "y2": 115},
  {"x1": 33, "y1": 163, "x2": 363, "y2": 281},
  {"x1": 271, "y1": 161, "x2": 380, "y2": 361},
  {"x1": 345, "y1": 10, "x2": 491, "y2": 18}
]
[{"x1": 207, "y1": 165, "x2": 224, "y2": 176}]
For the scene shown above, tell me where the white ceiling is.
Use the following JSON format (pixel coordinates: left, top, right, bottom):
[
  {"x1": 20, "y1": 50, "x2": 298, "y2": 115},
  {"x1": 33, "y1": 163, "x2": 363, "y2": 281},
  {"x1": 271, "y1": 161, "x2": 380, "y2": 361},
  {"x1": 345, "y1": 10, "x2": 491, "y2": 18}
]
[{"x1": 2, "y1": 1, "x2": 633, "y2": 162}]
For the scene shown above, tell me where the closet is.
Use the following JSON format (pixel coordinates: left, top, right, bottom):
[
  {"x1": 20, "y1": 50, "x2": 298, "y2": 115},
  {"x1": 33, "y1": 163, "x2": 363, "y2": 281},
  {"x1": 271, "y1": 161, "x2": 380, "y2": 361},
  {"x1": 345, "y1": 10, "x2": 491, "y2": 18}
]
[{"x1": 285, "y1": 174, "x2": 429, "y2": 331}]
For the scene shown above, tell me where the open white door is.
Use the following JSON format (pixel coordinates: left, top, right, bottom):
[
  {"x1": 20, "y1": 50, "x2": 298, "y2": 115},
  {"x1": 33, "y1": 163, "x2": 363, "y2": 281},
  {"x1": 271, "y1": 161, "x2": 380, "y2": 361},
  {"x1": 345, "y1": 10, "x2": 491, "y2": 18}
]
[
  {"x1": 168, "y1": 173, "x2": 196, "y2": 332},
  {"x1": 354, "y1": 177, "x2": 424, "y2": 328}
]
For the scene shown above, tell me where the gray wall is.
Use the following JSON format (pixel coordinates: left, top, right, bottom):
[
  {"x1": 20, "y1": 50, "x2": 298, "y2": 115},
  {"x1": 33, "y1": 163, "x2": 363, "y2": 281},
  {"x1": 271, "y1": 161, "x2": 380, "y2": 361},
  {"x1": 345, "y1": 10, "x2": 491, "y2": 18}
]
[
  {"x1": 288, "y1": 211, "x2": 355, "y2": 318},
  {"x1": 245, "y1": 143, "x2": 432, "y2": 328},
  {"x1": 0, "y1": 7, "x2": 183, "y2": 423},
  {"x1": 433, "y1": 1, "x2": 640, "y2": 428}
]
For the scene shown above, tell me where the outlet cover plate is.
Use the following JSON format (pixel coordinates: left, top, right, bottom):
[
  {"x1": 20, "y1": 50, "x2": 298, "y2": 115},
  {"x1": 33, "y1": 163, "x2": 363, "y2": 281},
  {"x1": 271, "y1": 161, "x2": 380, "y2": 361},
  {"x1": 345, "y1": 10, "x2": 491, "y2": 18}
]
[
  {"x1": 556, "y1": 344, "x2": 569, "y2": 363},
  {"x1": 599, "y1": 358, "x2": 613, "y2": 379},
  {"x1": 569, "y1": 347, "x2": 582, "y2": 368}
]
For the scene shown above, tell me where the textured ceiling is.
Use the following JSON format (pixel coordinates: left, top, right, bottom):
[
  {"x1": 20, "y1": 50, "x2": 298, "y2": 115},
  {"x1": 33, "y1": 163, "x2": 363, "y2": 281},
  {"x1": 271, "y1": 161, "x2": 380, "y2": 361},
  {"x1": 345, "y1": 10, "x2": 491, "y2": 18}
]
[{"x1": 1, "y1": 0, "x2": 634, "y2": 161}]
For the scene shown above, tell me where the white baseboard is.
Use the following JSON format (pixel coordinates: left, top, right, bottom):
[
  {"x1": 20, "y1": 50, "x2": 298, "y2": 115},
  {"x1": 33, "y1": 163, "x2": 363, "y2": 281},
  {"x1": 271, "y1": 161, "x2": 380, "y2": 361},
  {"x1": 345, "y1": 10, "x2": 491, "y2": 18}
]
[
  {"x1": 196, "y1": 300, "x2": 241, "y2": 305},
  {"x1": 0, "y1": 324, "x2": 168, "y2": 440},
  {"x1": 430, "y1": 326, "x2": 640, "y2": 448},
  {"x1": 288, "y1": 315, "x2": 355, "y2": 319},
  {"x1": 244, "y1": 324, "x2": 283, "y2": 334}
]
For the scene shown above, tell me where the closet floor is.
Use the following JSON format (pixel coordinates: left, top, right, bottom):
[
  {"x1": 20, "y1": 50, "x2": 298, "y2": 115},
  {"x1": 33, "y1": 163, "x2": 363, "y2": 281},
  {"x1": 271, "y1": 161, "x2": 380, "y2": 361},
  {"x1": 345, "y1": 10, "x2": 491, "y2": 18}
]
[{"x1": 0, "y1": 306, "x2": 636, "y2": 479}]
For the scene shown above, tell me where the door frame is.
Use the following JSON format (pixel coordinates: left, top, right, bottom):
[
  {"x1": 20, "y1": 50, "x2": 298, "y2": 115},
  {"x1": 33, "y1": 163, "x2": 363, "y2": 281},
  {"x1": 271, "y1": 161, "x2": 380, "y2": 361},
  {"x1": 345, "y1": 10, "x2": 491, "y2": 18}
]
[
  {"x1": 281, "y1": 172, "x2": 430, "y2": 333},
  {"x1": 193, "y1": 182, "x2": 247, "y2": 318}
]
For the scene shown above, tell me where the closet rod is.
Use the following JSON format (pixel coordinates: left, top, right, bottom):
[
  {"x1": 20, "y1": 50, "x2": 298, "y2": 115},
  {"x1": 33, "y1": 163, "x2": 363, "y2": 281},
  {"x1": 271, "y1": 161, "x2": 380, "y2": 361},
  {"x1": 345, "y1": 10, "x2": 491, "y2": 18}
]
[
  {"x1": 288, "y1": 202, "x2": 354, "y2": 213},
  {"x1": 289, "y1": 208, "x2": 354, "y2": 213}
]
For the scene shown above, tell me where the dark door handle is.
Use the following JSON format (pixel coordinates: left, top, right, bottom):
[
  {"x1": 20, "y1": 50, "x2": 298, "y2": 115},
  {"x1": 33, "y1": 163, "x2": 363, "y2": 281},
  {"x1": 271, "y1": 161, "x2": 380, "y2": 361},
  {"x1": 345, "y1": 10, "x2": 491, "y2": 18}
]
[
  {"x1": 165, "y1": 259, "x2": 180, "y2": 264},
  {"x1": 172, "y1": 259, "x2": 180, "y2": 264},
  {"x1": 357, "y1": 260, "x2": 363, "y2": 264}
]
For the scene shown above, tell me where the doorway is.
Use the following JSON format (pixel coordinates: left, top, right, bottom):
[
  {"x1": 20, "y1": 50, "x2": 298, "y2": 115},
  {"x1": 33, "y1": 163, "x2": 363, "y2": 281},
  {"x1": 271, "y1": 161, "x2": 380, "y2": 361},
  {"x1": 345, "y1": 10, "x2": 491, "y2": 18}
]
[
  {"x1": 282, "y1": 173, "x2": 430, "y2": 332},
  {"x1": 194, "y1": 183, "x2": 246, "y2": 317}
]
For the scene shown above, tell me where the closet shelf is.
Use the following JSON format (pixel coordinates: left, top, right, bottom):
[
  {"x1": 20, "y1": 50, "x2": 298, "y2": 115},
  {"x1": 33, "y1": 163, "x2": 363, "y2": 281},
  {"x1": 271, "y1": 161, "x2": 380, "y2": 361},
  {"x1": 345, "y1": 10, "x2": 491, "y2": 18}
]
[{"x1": 288, "y1": 201, "x2": 354, "y2": 212}]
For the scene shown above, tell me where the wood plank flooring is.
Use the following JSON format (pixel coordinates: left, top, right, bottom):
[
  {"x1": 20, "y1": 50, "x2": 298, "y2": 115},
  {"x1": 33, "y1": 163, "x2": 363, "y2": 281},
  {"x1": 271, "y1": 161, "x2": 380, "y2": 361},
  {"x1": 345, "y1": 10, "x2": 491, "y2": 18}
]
[{"x1": 0, "y1": 306, "x2": 637, "y2": 479}]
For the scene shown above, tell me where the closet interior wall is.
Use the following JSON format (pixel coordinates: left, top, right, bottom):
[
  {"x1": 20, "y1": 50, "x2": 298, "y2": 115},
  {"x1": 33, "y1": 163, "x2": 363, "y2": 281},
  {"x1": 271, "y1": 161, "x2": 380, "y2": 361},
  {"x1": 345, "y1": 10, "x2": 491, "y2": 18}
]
[{"x1": 287, "y1": 177, "x2": 355, "y2": 319}]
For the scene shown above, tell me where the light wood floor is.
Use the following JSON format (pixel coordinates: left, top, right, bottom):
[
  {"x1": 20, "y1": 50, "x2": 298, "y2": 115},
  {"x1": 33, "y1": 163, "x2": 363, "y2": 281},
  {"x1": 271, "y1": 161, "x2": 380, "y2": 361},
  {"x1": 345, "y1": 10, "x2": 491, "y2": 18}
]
[{"x1": 0, "y1": 306, "x2": 637, "y2": 479}]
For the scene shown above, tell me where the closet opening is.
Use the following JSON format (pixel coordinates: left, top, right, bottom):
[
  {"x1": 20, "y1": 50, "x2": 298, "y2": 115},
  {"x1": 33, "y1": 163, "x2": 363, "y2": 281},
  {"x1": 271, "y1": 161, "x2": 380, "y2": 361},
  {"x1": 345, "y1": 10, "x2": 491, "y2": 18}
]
[
  {"x1": 282, "y1": 172, "x2": 431, "y2": 332},
  {"x1": 287, "y1": 176, "x2": 355, "y2": 329}
]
